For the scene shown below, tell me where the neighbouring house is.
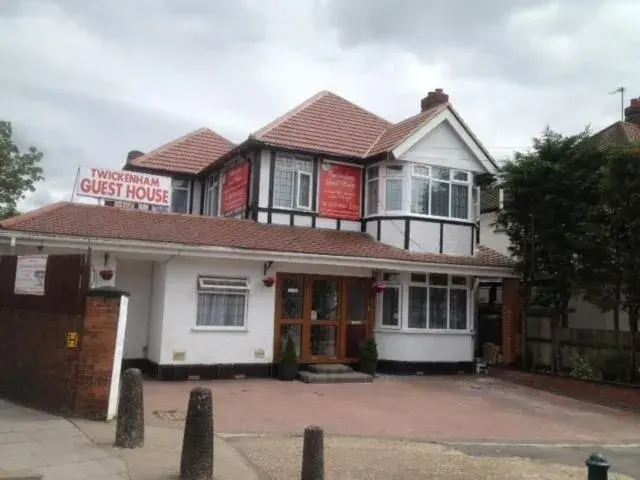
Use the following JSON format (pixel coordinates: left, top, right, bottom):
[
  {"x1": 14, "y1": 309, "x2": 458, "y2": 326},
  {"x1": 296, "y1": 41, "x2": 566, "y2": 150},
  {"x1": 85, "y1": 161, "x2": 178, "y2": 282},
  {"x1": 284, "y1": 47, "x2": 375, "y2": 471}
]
[
  {"x1": 480, "y1": 96, "x2": 640, "y2": 333},
  {"x1": 0, "y1": 89, "x2": 518, "y2": 380}
]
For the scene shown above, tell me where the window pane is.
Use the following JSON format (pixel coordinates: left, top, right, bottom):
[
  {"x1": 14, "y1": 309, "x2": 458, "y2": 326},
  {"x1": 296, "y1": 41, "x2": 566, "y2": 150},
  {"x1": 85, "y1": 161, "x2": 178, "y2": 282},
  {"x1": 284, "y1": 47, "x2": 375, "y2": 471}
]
[
  {"x1": 385, "y1": 178, "x2": 403, "y2": 210},
  {"x1": 430, "y1": 181, "x2": 449, "y2": 216},
  {"x1": 411, "y1": 177, "x2": 429, "y2": 214},
  {"x1": 452, "y1": 183, "x2": 469, "y2": 219},
  {"x1": 281, "y1": 276, "x2": 304, "y2": 319},
  {"x1": 368, "y1": 167, "x2": 379, "y2": 180},
  {"x1": 172, "y1": 179, "x2": 189, "y2": 189},
  {"x1": 311, "y1": 280, "x2": 339, "y2": 320},
  {"x1": 367, "y1": 180, "x2": 379, "y2": 215},
  {"x1": 412, "y1": 165, "x2": 429, "y2": 177},
  {"x1": 386, "y1": 165, "x2": 403, "y2": 176},
  {"x1": 298, "y1": 173, "x2": 311, "y2": 208},
  {"x1": 428, "y1": 287, "x2": 447, "y2": 329},
  {"x1": 347, "y1": 282, "x2": 367, "y2": 321},
  {"x1": 430, "y1": 273, "x2": 448, "y2": 286},
  {"x1": 273, "y1": 168, "x2": 294, "y2": 208},
  {"x1": 453, "y1": 171, "x2": 468, "y2": 182},
  {"x1": 383, "y1": 272, "x2": 400, "y2": 282},
  {"x1": 408, "y1": 286, "x2": 427, "y2": 328},
  {"x1": 449, "y1": 289, "x2": 467, "y2": 330},
  {"x1": 197, "y1": 292, "x2": 245, "y2": 327},
  {"x1": 451, "y1": 276, "x2": 467, "y2": 286},
  {"x1": 311, "y1": 325, "x2": 337, "y2": 356},
  {"x1": 171, "y1": 187, "x2": 189, "y2": 213},
  {"x1": 382, "y1": 287, "x2": 400, "y2": 326},
  {"x1": 410, "y1": 273, "x2": 427, "y2": 283},
  {"x1": 432, "y1": 167, "x2": 450, "y2": 180},
  {"x1": 280, "y1": 324, "x2": 301, "y2": 358}
]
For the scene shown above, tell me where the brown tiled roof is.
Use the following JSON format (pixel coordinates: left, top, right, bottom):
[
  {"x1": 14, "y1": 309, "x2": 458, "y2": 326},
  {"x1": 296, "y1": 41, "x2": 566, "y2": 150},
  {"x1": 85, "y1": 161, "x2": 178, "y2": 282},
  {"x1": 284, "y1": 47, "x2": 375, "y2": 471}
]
[
  {"x1": 128, "y1": 128, "x2": 235, "y2": 174},
  {"x1": 252, "y1": 91, "x2": 393, "y2": 158},
  {"x1": 366, "y1": 103, "x2": 448, "y2": 157},
  {"x1": 595, "y1": 121, "x2": 640, "y2": 146},
  {"x1": 1, "y1": 203, "x2": 513, "y2": 269}
]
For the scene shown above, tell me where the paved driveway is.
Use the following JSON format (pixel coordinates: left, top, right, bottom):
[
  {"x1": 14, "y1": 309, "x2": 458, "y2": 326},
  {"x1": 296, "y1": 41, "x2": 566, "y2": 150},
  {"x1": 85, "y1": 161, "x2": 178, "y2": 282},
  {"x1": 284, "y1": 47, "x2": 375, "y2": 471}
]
[{"x1": 144, "y1": 375, "x2": 640, "y2": 444}]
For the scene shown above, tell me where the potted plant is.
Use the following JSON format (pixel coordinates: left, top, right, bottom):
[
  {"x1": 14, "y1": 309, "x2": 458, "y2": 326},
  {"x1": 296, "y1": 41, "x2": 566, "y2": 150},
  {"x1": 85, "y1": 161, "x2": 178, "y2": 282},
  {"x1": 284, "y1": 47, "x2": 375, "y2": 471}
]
[
  {"x1": 278, "y1": 333, "x2": 298, "y2": 381},
  {"x1": 372, "y1": 281, "x2": 386, "y2": 294},
  {"x1": 262, "y1": 276, "x2": 276, "y2": 287},
  {"x1": 359, "y1": 337, "x2": 378, "y2": 376},
  {"x1": 98, "y1": 268, "x2": 114, "y2": 281}
]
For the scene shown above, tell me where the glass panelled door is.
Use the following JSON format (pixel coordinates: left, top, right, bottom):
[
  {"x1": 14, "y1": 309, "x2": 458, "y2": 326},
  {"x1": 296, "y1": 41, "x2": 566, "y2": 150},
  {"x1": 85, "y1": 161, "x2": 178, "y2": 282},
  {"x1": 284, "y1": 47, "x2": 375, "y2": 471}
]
[
  {"x1": 276, "y1": 274, "x2": 304, "y2": 360},
  {"x1": 309, "y1": 277, "x2": 340, "y2": 358},
  {"x1": 345, "y1": 278, "x2": 370, "y2": 359}
]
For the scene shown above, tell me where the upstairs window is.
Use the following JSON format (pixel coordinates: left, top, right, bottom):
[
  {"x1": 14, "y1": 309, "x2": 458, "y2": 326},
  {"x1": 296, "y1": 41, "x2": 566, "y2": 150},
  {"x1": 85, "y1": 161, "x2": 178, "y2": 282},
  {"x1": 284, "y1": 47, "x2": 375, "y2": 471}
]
[
  {"x1": 384, "y1": 166, "x2": 404, "y2": 211},
  {"x1": 273, "y1": 153, "x2": 313, "y2": 210},
  {"x1": 410, "y1": 165, "x2": 471, "y2": 220},
  {"x1": 366, "y1": 167, "x2": 379, "y2": 215},
  {"x1": 171, "y1": 179, "x2": 190, "y2": 213},
  {"x1": 203, "y1": 173, "x2": 219, "y2": 216}
]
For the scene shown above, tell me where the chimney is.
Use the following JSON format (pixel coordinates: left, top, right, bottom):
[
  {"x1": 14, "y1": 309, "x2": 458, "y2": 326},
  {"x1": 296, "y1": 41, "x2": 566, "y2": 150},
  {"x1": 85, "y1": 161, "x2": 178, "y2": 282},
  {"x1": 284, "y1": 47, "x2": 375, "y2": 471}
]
[
  {"x1": 624, "y1": 97, "x2": 640, "y2": 125},
  {"x1": 420, "y1": 88, "x2": 449, "y2": 112},
  {"x1": 126, "y1": 150, "x2": 144, "y2": 164}
]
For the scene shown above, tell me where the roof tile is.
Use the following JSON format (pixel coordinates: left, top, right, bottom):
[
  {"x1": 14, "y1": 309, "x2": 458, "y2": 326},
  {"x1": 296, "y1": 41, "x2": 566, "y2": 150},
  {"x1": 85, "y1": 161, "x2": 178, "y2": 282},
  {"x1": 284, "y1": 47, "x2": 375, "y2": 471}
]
[
  {"x1": 128, "y1": 128, "x2": 235, "y2": 174},
  {"x1": 1, "y1": 203, "x2": 513, "y2": 269},
  {"x1": 596, "y1": 121, "x2": 640, "y2": 146}
]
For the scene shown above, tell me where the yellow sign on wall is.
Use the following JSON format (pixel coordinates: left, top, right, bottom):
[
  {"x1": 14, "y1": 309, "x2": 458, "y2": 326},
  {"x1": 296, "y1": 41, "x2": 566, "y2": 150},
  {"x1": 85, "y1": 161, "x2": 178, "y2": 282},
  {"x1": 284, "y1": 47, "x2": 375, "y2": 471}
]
[{"x1": 66, "y1": 332, "x2": 79, "y2": 349}]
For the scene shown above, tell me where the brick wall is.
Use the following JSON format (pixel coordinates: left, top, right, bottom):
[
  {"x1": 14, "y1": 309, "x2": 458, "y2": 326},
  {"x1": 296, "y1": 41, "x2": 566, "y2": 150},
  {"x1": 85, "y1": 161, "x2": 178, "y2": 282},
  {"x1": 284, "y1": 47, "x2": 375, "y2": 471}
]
[
  {"x1": 501, "y1": 278, "x2": 521, "y2": 365},
  {"x1": 0, "y1": 288, "x2": 125, "y2": 419},
  {"x1": 492, "y1": 367, "x2": 640, "y2": 412}
]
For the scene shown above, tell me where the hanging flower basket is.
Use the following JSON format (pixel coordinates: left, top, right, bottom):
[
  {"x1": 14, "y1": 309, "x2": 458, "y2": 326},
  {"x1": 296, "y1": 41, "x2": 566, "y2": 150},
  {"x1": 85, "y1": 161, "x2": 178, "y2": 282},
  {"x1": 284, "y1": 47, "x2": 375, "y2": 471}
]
[
  {"x1": 372, "y1": 281, "x2": 386, "y2": 293},
  {"x1": 262, "y1": 276, "x2": 276, "y2": 287},
  {"x1": 98, "y1": 269, "x2": 114, "y2": 281}
]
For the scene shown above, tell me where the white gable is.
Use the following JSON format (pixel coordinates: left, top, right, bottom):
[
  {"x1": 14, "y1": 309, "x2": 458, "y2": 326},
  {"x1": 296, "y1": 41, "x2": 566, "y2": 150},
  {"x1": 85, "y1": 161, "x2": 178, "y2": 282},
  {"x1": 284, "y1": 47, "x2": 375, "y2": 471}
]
[{"x1": 394, "y1": 108, "x2": 497, "y2": 174}]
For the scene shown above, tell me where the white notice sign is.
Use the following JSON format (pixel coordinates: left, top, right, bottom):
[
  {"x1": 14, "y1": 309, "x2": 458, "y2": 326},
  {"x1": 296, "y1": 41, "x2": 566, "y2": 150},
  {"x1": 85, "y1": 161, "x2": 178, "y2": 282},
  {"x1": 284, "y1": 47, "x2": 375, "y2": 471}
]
[{"x1": 14, "y1": 255, "x2": 48, "y2": 295}]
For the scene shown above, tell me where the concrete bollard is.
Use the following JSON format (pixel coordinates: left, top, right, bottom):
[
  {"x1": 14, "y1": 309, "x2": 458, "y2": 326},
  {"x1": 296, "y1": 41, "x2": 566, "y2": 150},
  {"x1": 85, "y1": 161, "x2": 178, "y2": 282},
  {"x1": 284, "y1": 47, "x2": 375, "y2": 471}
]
[
  {"x1": 586, "y1": 453, "x2": 610, "y2": 480},
  {"x1": 180, "y1": 387, "x2": 214, "y2": 480},
  {"x1": 301, "y1": 425, "x2": 324, "y2": 480},
  {"x1": 114, "y1": 368, "x2": 144, "y2": 448}
]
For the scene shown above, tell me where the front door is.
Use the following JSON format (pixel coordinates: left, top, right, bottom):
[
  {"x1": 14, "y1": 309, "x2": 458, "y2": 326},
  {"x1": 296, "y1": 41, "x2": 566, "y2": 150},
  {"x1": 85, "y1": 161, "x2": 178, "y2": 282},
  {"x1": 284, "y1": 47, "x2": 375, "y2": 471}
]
[{"x1": 274, "y1": 274, "x2": 373, "y2": 363}]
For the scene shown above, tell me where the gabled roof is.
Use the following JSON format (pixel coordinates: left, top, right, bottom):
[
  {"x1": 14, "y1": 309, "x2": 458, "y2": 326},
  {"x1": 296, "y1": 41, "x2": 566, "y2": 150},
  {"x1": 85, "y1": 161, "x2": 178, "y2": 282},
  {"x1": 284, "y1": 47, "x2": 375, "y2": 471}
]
[
  {"x1": 365, "y1": 103, "x2": 449, "y2": 157},
  {"x1": 127, "y1": 128, "x2": 235, "y2": 175},
  {"x1": 251, "y1": 91, "x2": 393, "y2": 158},
  {"x1": 595, "y1": 121, "x2": 640, "y2": 146},
  {"x1": 0, "y1": 203, "x2": 513, "y2": 269}
]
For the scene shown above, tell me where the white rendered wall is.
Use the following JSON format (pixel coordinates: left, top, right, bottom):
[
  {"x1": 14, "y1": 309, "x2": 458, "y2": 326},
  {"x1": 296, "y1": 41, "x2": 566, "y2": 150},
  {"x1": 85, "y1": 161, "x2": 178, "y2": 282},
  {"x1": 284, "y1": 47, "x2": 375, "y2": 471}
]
[
  {"x1": 376, "y1": 331, "x2": 475, "y2": 362},
  {"x1": 147, "y1": 261, "x2": 167, "y2": 364}
]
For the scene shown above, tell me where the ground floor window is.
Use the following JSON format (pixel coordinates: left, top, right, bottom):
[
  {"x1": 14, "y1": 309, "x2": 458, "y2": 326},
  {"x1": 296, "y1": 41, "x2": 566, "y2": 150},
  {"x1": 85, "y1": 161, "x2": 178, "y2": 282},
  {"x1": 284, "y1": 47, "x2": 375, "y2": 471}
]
[
  {"x1": 379, "y1": 272, "x2": 470, "y2": 331},
  {"x1": 196, "y1": 276, "x2": 249, "y2": 328}
]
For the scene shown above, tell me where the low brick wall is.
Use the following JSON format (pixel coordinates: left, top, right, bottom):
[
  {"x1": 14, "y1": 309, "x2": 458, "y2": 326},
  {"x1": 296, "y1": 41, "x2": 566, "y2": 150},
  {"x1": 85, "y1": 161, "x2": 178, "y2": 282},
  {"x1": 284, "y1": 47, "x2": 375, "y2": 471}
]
[{"x1": 491, "y1": 367, "x2": 640, "y2": 412}]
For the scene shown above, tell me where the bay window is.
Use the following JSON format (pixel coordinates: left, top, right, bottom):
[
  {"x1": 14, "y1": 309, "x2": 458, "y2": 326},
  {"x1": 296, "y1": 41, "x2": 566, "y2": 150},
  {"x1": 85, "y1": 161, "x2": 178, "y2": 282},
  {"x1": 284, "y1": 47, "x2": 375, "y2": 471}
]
[
  {"x1": 203, "y1": 173, "x2": 219, "y2": 216},
  {"x1": 384, "y1": 166, "x2": 404, "y2": 211},
  {"x1": 380, "y1": 273, "x2": 401, "y2": 327},
  {"x1": 273, "y1": 153, "x2": 313, "y2": 210}
]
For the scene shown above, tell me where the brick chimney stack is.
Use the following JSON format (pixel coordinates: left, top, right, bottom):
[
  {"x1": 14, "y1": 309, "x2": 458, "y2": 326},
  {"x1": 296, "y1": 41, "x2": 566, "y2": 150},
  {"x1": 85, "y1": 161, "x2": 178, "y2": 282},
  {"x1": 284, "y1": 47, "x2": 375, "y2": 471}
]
[
  {"x1": 126, "y1": 150, "x2": 144, "y2": 164},
  {"x1": 420, "y1": 88, "x2": 449, "y2": 112},
  {"x1": 624, "y1": 98, "x2": 640, "y2": 125}
]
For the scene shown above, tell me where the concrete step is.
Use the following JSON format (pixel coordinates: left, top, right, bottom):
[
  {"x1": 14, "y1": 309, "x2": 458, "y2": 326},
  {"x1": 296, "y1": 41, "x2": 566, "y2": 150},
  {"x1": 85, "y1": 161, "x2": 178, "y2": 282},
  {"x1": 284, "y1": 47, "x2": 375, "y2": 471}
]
[
  {"x1": 298, "y1": 371, "x2": 373, "y2": 384},
  {"x1": 308, "y1": 363, "x2": 353, "y2": 374},
  {"x1": 0, "y1": 470, "x2": 42, "y2": 480}
]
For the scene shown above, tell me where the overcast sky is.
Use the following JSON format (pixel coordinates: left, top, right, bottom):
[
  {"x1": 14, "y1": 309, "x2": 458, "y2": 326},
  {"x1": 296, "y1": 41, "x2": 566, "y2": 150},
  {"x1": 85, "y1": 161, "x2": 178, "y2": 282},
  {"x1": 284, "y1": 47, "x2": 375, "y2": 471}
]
[{"x1": 1, "y1": 0, "x2": 638, "y2": 210}]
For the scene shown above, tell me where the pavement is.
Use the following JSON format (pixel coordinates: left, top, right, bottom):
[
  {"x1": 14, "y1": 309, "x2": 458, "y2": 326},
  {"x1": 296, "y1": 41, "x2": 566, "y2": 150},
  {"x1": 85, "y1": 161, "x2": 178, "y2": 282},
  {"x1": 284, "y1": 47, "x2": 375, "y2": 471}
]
[{"x1": 0, "y1": 375, "x2": 638, "y2": 479}]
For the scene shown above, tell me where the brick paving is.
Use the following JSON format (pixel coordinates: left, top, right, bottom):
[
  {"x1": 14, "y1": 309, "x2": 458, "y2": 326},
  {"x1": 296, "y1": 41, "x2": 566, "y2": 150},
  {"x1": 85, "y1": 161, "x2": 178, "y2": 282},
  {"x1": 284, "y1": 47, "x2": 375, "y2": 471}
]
[{"x1": 144, "y1": 375, "x2": 640, "y2": 444}]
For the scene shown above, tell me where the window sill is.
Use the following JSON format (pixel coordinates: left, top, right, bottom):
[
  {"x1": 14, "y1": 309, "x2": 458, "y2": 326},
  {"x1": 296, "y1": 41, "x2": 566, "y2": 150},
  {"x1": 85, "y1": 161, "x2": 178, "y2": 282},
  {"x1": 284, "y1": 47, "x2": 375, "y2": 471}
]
[
  {"x1": 191, "y1": 326, "x2": 248, "y2": 333},
  {"x1": 364, "y1": 213, "x2": 474, "y2": 224},
  {"x1": 375, "y1": 328, "x2": 475, "y2": 335}
]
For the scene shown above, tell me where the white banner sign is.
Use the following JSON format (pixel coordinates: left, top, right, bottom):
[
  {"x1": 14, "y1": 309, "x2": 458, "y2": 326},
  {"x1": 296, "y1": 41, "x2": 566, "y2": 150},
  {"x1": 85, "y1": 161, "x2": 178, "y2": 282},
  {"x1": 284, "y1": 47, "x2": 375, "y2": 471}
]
[
  {"x1": 75, "y1": 166, "x2": 172, "y2": 207},
  {"x1": 15, "y1": 255, "x2": 48, "y2": 296}
]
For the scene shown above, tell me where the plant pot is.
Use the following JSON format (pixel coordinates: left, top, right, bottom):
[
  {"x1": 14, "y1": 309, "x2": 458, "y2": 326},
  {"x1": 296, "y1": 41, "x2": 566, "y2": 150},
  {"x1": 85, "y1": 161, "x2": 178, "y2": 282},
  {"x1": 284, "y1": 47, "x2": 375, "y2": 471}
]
[
  {"x1": 278, "y1": 362, "x2": 298, "y2": 381},
  {"x1": 359, "y1": 359, "x2": 377, "y2": 377}
]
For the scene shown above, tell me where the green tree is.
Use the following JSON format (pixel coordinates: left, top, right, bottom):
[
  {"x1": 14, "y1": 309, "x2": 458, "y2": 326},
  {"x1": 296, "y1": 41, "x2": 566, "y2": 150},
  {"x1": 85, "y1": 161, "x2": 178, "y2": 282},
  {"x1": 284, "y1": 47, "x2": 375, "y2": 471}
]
[
  {"x1": 495, "y1": 127, "x2": 604, "y2": 372},
  {"x1": 0, "y1": 121, "x2": 44, "y2": 219}
]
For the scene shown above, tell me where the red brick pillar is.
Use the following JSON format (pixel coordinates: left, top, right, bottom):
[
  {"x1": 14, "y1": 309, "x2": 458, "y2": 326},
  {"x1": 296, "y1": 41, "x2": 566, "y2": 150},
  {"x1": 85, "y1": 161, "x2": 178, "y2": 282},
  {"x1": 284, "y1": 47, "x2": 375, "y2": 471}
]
[
  {"x1": 501, "y1": 278, "x2": 521, "y2": 365},
  {"x1": 74, "y1": 286, "x2": 130, "y2": 420}
]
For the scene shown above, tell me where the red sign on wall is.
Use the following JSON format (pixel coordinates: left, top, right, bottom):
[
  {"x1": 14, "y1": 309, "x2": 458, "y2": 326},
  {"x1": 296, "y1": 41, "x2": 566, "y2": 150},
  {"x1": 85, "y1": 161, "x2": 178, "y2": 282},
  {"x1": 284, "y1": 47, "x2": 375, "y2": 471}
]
[
  {"x1": 318, "y1": 162, "x2": 362, "y2": 220},
  {"x1": 221, "y1": 162, "x2": 250, "y2": 216}
]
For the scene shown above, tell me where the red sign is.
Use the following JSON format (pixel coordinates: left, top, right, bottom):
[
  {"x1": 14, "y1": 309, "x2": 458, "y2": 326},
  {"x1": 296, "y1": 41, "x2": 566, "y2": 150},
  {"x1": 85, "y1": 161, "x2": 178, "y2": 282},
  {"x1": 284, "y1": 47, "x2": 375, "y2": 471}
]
[
  {"x1": 221, "y1": 162, "x2": 250, "y2": 216},
  {"x1": 318, "y1": 162, "x2": 362, "y2": 220}
]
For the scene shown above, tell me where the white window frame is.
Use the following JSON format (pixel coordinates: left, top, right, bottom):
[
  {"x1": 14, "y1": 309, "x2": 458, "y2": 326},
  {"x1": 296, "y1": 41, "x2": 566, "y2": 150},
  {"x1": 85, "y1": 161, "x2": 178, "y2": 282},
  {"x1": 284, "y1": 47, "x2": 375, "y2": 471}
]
[
  {"x1": 272, "y1": 153, "x2": 313, "y2": 211},
  {"x1": 378, "y1": 272, "x2": 402, "y2": 329},
  {"x1": 383, "y1": 165, "x2": 405, "y2": 213},
  {"x1": 203, "y1": 173, "x2": 219, "y2": 216},
  {"x1": 194, "y1": 276, "x2": 250, "y2": 331},
  {"x1": 366, "y1": 166, "x2": 379, "y2": 215},
  {"x1": 171, "y1": 179, "x2": 191, "y2": 214}
]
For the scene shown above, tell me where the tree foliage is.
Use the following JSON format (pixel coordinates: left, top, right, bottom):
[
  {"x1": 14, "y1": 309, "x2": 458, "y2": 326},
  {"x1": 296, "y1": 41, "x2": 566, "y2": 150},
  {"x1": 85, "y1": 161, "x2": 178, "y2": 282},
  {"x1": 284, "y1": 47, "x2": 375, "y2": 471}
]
[{"x1": 0, "y1": 121, "x2": 44, "y2": 219}]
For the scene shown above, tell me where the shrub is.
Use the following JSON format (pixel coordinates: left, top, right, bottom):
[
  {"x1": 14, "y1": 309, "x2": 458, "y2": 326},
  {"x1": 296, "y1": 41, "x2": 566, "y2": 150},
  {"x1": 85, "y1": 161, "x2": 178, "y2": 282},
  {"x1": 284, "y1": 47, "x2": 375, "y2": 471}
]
[
  {"x1": 280, "y1": 334, "x2": 297, "y2": 365},
  {"x1": 569, "y1": 354, "x2": 595, "y2": 380},
  {"x1": 361, "y1": 338, "x2": 378, "y2": 362}
]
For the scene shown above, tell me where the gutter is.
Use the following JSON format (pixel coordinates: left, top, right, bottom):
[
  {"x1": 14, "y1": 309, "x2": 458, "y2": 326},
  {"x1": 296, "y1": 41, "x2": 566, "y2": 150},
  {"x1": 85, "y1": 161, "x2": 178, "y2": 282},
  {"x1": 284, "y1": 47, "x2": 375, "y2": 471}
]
[{"x1": 0, "y1": 231, "x2": 518, "y2": 278}]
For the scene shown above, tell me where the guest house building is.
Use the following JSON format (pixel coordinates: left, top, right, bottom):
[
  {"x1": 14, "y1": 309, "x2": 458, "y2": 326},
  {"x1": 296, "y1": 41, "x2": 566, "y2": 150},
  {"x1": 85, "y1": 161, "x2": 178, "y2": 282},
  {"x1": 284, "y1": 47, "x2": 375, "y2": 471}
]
[{"x1": 0, "y1": 89, "x2": 518, "y2": 379}]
